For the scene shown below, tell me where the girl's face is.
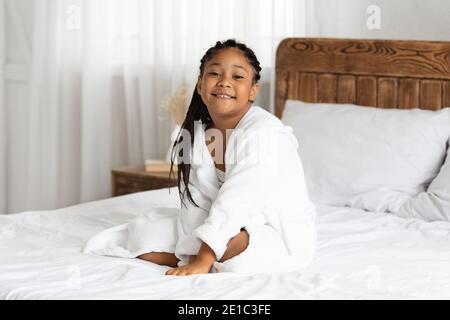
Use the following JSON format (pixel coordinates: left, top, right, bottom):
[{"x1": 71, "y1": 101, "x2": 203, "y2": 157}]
[{"x1": 197, "y1": 48, "x2": 259, "y2": 119}]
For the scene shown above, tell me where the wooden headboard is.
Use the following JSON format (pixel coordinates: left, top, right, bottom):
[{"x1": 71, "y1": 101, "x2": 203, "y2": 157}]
[{"x1": 275, "y1": 38, "x2": 450, "y2": 118}]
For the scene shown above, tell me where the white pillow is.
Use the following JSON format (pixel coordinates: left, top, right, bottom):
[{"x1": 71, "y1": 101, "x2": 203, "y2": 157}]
[
  {"x1": 281, "y1": 100, "x2": 450, "y2": 212},
  {"x1": 396, "y1": 139, "x2": 450, "y2": 221}
]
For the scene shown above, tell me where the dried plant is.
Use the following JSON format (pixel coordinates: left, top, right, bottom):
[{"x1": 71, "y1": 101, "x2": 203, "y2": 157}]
[{"x1": 160, "y1": 83, "x2": 193, "y2": 125}]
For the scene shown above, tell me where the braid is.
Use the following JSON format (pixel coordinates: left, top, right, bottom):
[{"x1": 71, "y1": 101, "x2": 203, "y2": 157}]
[{"x1": 170, "y1": 39, "x2": 261, "y2": 208}]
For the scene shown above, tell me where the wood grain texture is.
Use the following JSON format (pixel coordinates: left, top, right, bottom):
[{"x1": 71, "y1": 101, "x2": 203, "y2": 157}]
[
  {"x1": 275, "y1": 71, "x2": 288, "y2": 118},
  {"x1": 287, "y1": 72, "x2": 298, "y2": 99},
  {"x1": 420, "y1": 80, "x2": 442, "y2": 110},
  {"x1": 444, "y1": 81, "x2": 450, "y2": 108},
  {"x1": 357, "y1": 76, "x2": 377, "y2": 107},
  {"x1": 276, "y1": 38, "x2": 450, "y2": 79},
  {"x1": 111, "y1": 168, "x2": 177, "y2": 197},
  {"x1": 398, "y1": 79, "x2": 420, "y2": 109},
  {"x1": 378, "y1": 78, "x2": 398, "y2": 108},
  {"x1": 318, "y1": 74, "x2": 337, "y2": 103},
  {"x1": 337, "y1": 75, "x2": 356, "y2": 104},
  {"x1": 299, "y1": 73, "x2": 317, "y2": 102},
  {"x1": 275, "y1": 38, "x2": 450, "y2": 117}
]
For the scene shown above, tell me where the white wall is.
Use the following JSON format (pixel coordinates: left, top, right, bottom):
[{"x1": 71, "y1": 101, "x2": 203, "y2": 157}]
[{"x1": 309, "y1": 0, "x2": 450, "y2": 40}]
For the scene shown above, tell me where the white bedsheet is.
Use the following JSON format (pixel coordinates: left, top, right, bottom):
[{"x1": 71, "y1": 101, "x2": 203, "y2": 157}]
[{"x1": 1, "y1": 188, "x2": 450, "y2": 299}]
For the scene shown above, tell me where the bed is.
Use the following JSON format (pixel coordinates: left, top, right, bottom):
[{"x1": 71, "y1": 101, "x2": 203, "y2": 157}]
[{"x1": 2, "y1": 38, "x2": 450, "y2": 299}]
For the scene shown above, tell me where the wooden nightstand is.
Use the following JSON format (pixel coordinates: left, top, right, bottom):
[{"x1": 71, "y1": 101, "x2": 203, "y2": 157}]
[{"x1": 111, "y1": 167, "x2": 178, "y2": 197}]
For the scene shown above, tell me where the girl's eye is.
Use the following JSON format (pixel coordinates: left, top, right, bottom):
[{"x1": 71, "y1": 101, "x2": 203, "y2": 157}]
[{"x1": 207, "y1": 72, "x2": 243, "y2": 79}]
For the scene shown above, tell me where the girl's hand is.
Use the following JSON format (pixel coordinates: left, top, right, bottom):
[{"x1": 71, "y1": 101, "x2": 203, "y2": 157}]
[{"x1": 165, "y1": 258, "x2": 213, "y2": 276}]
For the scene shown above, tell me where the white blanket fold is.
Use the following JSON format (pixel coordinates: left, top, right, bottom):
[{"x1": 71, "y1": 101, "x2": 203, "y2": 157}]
[{"x1": 84, "y1": 207, "x2": 179, "y2": 258}]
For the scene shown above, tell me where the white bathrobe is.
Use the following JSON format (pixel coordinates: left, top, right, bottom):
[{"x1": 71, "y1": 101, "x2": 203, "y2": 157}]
[{"x1": 84, "y1": 106, "x2": 316, "y2": 274}]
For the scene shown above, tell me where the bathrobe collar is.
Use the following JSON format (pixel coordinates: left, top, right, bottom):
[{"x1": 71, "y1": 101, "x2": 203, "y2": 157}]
[{"x1": 191, "y1": 106, "x2": 256, "y2": 200}]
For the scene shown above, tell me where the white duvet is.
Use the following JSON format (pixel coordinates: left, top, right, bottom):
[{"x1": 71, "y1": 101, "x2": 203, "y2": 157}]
[{"x1": 1, "y1": 188, "x2": 450, "y2": 300}]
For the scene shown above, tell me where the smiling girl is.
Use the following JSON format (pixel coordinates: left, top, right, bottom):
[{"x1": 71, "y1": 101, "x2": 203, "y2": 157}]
[{"x1": 137, "y1": 39, "x2": 317, "y2": 276}]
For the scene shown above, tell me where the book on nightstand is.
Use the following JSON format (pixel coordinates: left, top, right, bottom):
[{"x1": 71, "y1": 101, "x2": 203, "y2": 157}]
[{"x1": 144, "y1": 159, "x2": 178, "y2": 173}]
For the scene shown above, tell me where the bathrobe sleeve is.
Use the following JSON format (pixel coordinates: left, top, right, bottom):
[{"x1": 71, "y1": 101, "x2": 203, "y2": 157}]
[
  {"x1": 193, "y1": 128, "x2": 278, "y2": 261},
  {"x1": 174, "y1": 181, "x2": 210, "y2": 260}
]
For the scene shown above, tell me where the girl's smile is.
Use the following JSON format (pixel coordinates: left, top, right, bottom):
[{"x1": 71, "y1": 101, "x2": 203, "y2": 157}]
[{"x1": 211, "y1": 93, "x2": 236, "y2": 100}]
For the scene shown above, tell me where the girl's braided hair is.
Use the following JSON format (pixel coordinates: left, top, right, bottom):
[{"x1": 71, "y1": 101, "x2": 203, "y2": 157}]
[{"x1": 169, "y1": 39, "x2": 262, "y2": 208}]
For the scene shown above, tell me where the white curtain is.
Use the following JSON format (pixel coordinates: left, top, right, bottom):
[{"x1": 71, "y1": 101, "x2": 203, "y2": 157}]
[
  {"x1": 0, "y1": 0, "x2": 6, "y2": 213},
  {"x1": 1, "y1": 0, "x2": 310, "y2": 214}
]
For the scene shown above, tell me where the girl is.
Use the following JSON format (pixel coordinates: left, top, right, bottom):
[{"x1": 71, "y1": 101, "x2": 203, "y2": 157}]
[
  {"x1": 84, "y1": 39, "x2": 315, "y2": 276},
  {"x1": 137, "y1": 39, "x2": 316, "y2": 276}
]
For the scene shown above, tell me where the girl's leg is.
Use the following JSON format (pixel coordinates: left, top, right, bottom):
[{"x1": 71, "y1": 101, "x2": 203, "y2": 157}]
[
  {"x1": 215, "y1": 224, "x2": 310, "y2": 274},
  {"x1": 138, "y1": 252, "x2": 179, "y2": 268},
  {"x1": 219, "y1": 228, "x2": 249, "y2": 263},
  {"x1": 138, "y1": 228, "x2": 249, "y2": 267},
  {"x1": 187, "y1": 229, "x2": 249, "y2": 264}
]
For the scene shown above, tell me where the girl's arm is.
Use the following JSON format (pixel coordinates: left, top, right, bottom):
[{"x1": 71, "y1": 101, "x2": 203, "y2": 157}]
[
  {"x1": 192, "y1": 128, "x2": 276, "y2": 261},
  {"x1": 194, "y1": 242, "x2": 216, "y2": 266},
  {"x1": 165, "y1": 242, "x2": 216, "y2": 276}
]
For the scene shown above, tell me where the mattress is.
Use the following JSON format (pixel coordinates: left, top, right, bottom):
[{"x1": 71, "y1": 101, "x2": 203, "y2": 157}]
[{"x1": 1, "y1": 188, "x2": 450, "y2": 299}]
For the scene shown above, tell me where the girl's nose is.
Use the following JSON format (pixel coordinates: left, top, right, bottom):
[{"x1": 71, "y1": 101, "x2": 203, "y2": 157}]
[{"x1": 217, "y1": 80, "x2": 231, "y2": 88}]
